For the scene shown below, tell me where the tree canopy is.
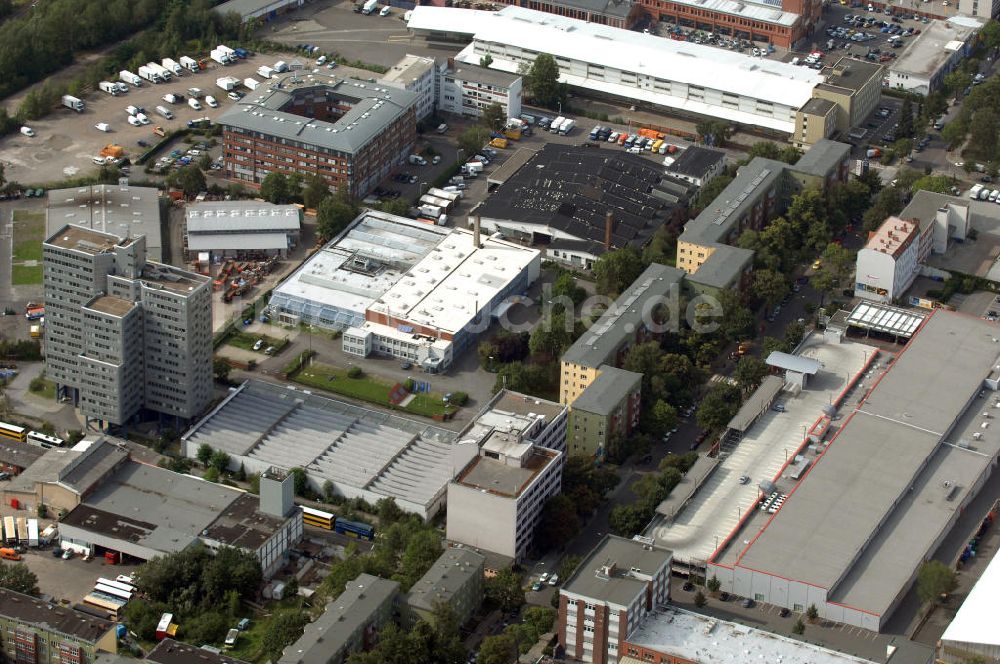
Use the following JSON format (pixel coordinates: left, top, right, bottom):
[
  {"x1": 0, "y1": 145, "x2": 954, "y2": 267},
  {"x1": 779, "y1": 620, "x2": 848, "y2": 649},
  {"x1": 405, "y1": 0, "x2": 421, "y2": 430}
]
[
  {"x1": 523, "y1": 54, "x2": 567, "y2": 110},
  {"x1": 0, "y1": 562, "x2": 39, "y2": 595}
]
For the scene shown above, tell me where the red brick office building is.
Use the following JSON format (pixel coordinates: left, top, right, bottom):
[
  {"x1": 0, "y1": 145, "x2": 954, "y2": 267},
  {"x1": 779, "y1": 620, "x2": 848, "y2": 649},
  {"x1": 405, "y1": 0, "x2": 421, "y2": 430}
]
[{"x1": 218, "y1": 74, "x2": 417, "y2": 198}]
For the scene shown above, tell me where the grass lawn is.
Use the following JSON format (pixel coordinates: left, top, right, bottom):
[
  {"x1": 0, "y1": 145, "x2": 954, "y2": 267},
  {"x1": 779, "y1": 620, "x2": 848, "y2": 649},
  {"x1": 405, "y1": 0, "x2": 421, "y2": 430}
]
[
  {"x1": 29, "y1": 375, "x2": 56, "y2": 400},
  {"x1": 293, "y1": 361, "x2": 455, "y2": 419},
  {"x1": 226, "y1": 330, "x2": 289, "y2": 353},
  {"x1": 11, "y1": 210, "x2": 45, "y2": 263},
  {"x1": 11, "y1": 264, "x2": 42, "y2": 285}
]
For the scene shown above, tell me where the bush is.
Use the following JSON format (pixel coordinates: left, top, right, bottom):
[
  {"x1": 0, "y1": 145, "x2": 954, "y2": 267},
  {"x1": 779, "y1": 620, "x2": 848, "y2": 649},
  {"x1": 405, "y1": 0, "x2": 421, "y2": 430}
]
[
  {"x1": 448, "y1": 391, "x2": 469, "y2": 406},
  {"x1": 347, "y1": 366, "x2": 363, "y2": 379},
  {"x1": 792, "y1": 618, "x2": 805, "y2": 635},
  {"x1": 694, "y1": 590, "x2": 707, "y2": 607}
]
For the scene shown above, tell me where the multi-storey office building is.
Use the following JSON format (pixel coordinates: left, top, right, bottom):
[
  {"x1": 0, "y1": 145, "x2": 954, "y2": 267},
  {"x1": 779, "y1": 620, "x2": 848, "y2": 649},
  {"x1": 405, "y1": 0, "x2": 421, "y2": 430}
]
[
  {"x1": 0, "y1": 588, "x2": 118, "y2": 663},
  {"x1": 558, "y1": 536, "x2": 672, "y2": 664},
  {"x1": 218, "y1": 73, "x2": 418, "y2": 198},
  {"x1": 43, "y1": 225, "x2": 213, "y2": 428},
  {"x1": 439, "y1": 61, "x2": 522, "y2": 120}
]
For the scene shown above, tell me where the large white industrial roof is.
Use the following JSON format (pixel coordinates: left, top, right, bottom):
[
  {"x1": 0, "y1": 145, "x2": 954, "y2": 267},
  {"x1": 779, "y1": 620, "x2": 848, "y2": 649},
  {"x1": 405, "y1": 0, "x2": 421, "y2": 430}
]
[
  {"x1": 410, "y1": 6, "x2": 821, "y2": 109},
  {"x1": 941, "y1": 547, "x2": 1000, "y2": 647}
]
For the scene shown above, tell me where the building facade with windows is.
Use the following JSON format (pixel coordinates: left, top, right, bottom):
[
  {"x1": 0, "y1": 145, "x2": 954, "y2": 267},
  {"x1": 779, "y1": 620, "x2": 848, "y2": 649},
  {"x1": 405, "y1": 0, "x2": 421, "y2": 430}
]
[
  {"x1": 558, "y1": 536, "x2": 672, "y2": 664},
  {"x1": 636, "y1": 0, "x2": 821, "y2": 49},
  {"x1": 0, "y1": 588, "x2": 118, "y2": 663},
  {"x1": 218, "y1": 73, "x2": 417, "y2": 198},
  {"x1": 438, "y1": 61, "x2": 522, "y2": 120},
  {"x1": 381, "y1": 54, "x2": 438, "y2": 121},
  {"x1": 566, "y1": 366, "x2": 641, "y2": 459},
  {"x1": 43, "y1": 225, "x2": 213, "y2": 428},
  {"x1": 447, "y1": 391, "x2": 567, "y2": 561},
  {"x1": 854, "y1": 217, "x2": 924, "y2": 303}
]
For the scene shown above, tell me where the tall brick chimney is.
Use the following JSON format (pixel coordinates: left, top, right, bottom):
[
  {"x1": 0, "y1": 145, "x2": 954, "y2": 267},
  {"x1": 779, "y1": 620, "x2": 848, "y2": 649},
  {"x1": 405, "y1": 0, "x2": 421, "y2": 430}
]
[
  {"x1": 604, "y1": 211, "x2": 614, "y2": 250},
  {"x1": 474, "y1": 215, "x2": 482, "y2": 248}
]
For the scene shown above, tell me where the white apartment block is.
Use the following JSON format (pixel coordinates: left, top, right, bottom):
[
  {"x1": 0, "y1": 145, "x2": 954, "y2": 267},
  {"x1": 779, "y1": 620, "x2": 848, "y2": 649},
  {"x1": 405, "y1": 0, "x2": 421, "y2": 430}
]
[
  {"x1": 439, "y1": 61, "x2": 522, "y2": 120},
  {"x1": 446, "y1": 391, "x2": 567, "y2": 562},
  {"x1": 381, "y1": 54, "x2": 438, "y2": 121},
  {"x1": 559, "y1": 536, "x2": 672, "y2": 664},
  {"x1": 44, "y1": 225, "x2": 213, "y2": 427}
]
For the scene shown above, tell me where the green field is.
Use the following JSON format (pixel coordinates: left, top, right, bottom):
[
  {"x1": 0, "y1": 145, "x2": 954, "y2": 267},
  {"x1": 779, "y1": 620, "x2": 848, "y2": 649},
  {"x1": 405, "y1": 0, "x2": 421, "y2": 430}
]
[
  {"x1": 293, "y1": 362, "x2": 455, "y2": 419},
  {"x1": 225, "y1": 330, "x2": 289, "y2": 354},
  {"x1": 11, "y1": 210, "x2": 45, "y2": 262},
  {"x1": 11, "y1": 264, "x2": 42, "y2": 285}
]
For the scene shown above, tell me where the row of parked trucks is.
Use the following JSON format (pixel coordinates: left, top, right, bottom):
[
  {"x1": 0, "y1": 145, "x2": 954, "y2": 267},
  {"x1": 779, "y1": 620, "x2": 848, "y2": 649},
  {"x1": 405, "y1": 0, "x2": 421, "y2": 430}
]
[{"x1": 118, "y1": 45, "x2": 245, "y2": 89}]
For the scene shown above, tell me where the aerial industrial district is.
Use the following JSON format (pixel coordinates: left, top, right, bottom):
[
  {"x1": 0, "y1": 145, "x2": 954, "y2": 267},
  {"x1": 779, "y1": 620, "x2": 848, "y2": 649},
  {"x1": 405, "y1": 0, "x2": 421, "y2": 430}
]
[{"x1": 3, "y1": 1, "x2": 1000, "y2": 664}]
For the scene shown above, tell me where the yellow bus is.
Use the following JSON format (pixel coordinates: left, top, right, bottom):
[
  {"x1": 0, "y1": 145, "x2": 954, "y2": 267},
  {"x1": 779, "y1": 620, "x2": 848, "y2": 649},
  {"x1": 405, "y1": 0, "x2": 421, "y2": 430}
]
[
  {"x1": 302, "y1": 506, "x2": 334, "y2": 530},
  {"x1": 0, "y1": 422, "x2": 27, "y2": 442},
  {"x1": 83, "y1": 594, "x2": 121, "y2": 620}
]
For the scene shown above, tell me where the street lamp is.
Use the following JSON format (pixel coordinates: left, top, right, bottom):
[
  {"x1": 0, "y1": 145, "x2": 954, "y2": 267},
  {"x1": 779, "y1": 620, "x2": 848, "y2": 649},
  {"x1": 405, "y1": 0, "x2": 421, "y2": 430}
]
[
  {"x1": 557, "y1": 100, "x2": 562, "y2": 115},
  {"x1": 457, "y1": 148, "x2": 465, "y2": 165}
]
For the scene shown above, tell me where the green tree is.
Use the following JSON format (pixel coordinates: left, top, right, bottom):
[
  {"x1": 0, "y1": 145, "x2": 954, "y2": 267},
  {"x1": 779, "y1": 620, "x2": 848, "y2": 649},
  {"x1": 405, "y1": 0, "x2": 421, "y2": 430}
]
[
  {"x1": 528, "y1": 312, "x2": 571, "y2": 359},
  {"x1": 209, "y1": 449, "x2": 230, "y2": 473},
  {"x1": 316, "y1": 186, "x2": 358, "y2": 241},
  {"x1": 482, "y1": 102, "x2": 506, "y2": 132},
  {"x1": 212, "y1": 357, "x2": 231, "y2": 384},
  {"x1": 182, "y1": 610, "x2": 229, "y2": 644},
  {"x1": 647, "y1": 399, "x2": 678, "y2": 434},
  {"x1": 376, "y1": 497, "x2": 405, "y2": 524},
  {"x1": 551, "y1": 271, "x2": 586, "y2": 305},
  {"x1": 400, "y1": 529, "x2": 442, "y2": 589},
  {"x1": 752, "y1": 269, "x2": 788, "y2": 309},
  {"x1": 694, "y1": 590, "x2": 707, "y2": 607},
  {"x1": 593, "y1": 248, "x2": 644, "y2": 296},
  {"x1": 806, "y1": 604, "x2": 819, "y2": 622},
  {"x1": 0, "y1": 562, "x2": 39, "y2": 595},
  {"x1": 196, "y1": 443, "x2": 213, "y2": 468},
  {"x1": 696, "y1": 382, "x2": 741, "y2": 431},
  {"x1": 916, "y1": 560, "x2": 957, "y2": 603},
  {"x1": 534, "y1": 494, "x2": 581, "y2": 552},
  {"x1": 696, "y1": 119, "x2": 733, "y2": 147},
  {"x1": 862, "y1": 185, "x2": 903, "y2": 232},
  {"x1": 559, "y1": 554, "x2": 583, "y2": 581},
  {"x1": 734, "y1": 356, "x2": 768, "y2": 395},
  {"x1": 260, "y1": 609, "x2": 309, "y2": 662},
  {"x1": 259, "y1": 172, "x2": 290, "y2": 204},
  {"x1": 898, "y1": 97, "x2": 914, "y2": 139},
  {"x1": 707, "y1": 576, "x2": 721, "y2": 593},
  {"x1": 744, "y1": 141, "x2": 801, "y2": 164},
  {"x1": 943, "y1": 70, "x2": 972, "y2": 96},
  {"x1": 480, "y1": 53, "x2": 494, "y2": 68},
  {"x1": 910, "y1": 174, "x2": 954, "y2": 194},
  {"x1": 485, "y1": 567, "x2": 524, "y2": 614},
  {"x1": 168, "y1": 165, "x2": 206, "y2": 196},
  {"x1": 302, "y1": 174, "x2": 332, "y2": 209},
  {"x1": 942, "y1": 119, "x2": 968, "y2": 148},
  {"x1": 525, "y1": 53, "x2": 566, "y2": 109},
  {"x1": 784, "y1": 321, "x2": 805, "y2": 349},
  {"x1": 479, "y1": 633, "x2": 518, "y2": 664},
  {"x1": 204, "y1": 467, "x2": 220, "y2": 482},
  {"x1": 290, "y1": 467, "x2": 308, "y2": 496},
  {"x1": 792, "y1": 617, "x2": 805, "y2": 634},
  {"x1": 608, "y1": 504, "x2": 647, "y2": 537},
  {"x1": 458, "y1": 126, "x2": 492, "y2": 157}
]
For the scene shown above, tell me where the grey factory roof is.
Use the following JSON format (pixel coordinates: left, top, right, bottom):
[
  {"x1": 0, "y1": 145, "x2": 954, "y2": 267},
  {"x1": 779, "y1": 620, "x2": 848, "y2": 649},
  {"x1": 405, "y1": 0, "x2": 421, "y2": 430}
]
[
  {"x1": 680, "y1": 157, "x2": 787, "y2": 247},
  {"x1": 182, "y1": 380, "x2": 457, "y2": 512},
  {"x1": 556, "y1": 0, "x2": 635, "y2": 19},
  {"x1": 665, "y1": 146, "x2": 726, "y2": 179},
  {"x1": 900, "y1": 189, "x2": 979, "y2": 233},
  {"x1": 407, "y1": 548, "x2": 485, "y2": 612},
  {"x1": 790, "y1": 139, "x2": 850, "y2": 180},
  {"x1": 476, "y1": 143, "x2": 690, "y2": 251},
  {"x1": 727, "y1": 375, "x2": 783, "y2": 432},
  {"x1": 570, "y1": 366, "x2": 642, "y2": 416},
  {"x1": 765, "y1": 351, "x2": 821, "y2": 375},
  {"x1": 891, "y1": 18, "x2": 980, "y2": 78},
  {"x1": 5, "y1": 437, "x2": 128, "y2": 496},
  {"x1": 562, "y1": 263, "x2": 686, "y2": 368},
  {"x1": 0, "y1": 588, "x2": 114, "y2": 643},
  {"x1": 148, "y1": 640, "x2": 250, "y2": 664},
  {"x1": 216, "y1": 73, "x2": 418, "y2": 154},
  {"x1": 214, "y1": 0, "x2": 300, "y2": 20},
  {"x1": 487, "y1": 147, "x2": 537, "y2": 187},
  {"x1": 447, "y1": 62, "x2": 520, "y2": 87},
  {"x1": 279, "y1": 574, "x2": 399, "y2": 664},
  {"x1": 187, "y1": 232, "x2": 292, "y2": 252},
  {"x1": 816, "y1": 57, "x2": 884, "y2": 95},
  {"x1": 46, "y1": 184, "x2": 164, "y2": 261},
  {"x1": 685, "y1": 244, "x2": 754, "y2": 290},
  {"x1": 61, "y1": 460, "x2": 246, "y2": 555},
  {"x1": 562, "y1": 535, "x2": 671, "y2": 608},
  {"x1": 186, "y1": 201, "x2": 301, "y2": 233},
  {"x1": 736, "y1": 311, "x2": 1000, "y2": 618},
  {"x1": 456, "y1": 447, "x2": 559, "y2": 498},
  {"x1": 0, "y1": 438, "x2": 44, "y2": 469}
]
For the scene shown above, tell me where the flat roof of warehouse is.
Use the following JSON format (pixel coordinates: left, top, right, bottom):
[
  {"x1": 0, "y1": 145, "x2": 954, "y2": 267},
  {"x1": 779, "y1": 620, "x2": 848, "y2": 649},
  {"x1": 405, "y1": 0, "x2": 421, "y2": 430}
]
[
  {"x1": 217, "y1": 73, "x2": 417, "y2": 153},
  {"x1": 410, "y1": 6, "x2": 821, "y2": 104},
  {"x1": 477, "y1": 143, "x2": 684, "y2": 250},
  {"x1": 891, "y1": 18, "x2": 980, "y2": 78},
  {"x1": 186, "y1": 201, "x2": 301, "y2": 233},
  {"x1": 46, "y1": 185, "x2": 163, "y2": 259},
  {"x1": 736, "y1": 311, "x2": 1000, "y2": 617}
]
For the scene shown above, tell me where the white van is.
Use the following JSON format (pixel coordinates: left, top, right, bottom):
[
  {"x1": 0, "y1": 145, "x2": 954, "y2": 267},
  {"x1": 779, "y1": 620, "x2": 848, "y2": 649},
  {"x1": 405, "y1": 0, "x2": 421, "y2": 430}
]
[
  {"x1": 188, "y1": 98, "x2": 202, "y2": 111},
  {"x1": 20, "y1": 126, "x2": 35, "y2": 137},
  {"x1": 126, "y1": 105, "x2": 139, "y2": 116},
  {"x1": 379, "y1": 5, "x2": 391, "y2": 15}
]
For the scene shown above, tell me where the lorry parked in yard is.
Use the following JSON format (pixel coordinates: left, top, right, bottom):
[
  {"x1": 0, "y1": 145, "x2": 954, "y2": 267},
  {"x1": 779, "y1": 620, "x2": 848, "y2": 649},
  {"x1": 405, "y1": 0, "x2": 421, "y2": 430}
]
[
  {"x1": 163, "y1": 58, "x2": 183, "y2": 76},
  {"x1": 216, "y1": 76, "x2": 240, "y2": 91},
  {"x1": 362, "y1": 0, "x2": 377, "y2": 13},
  {"x1": 273, "y1": 60, "x2": 289, "y2": 73},
  {"x1": 549, "y1": 116, "x2": 565, "y2": 133},
  {"x1": 211, "y1": 48, "x2": 231, "y2": 66},
  {"x1": 187, "y1": 88, "x2": 204, "y2": 99},
  {"x1": 558, "y1": 118, "x2": 575, "y2": 134},
  {"x1": 244, "y1": 77, "x2": 260, "y2": 91},
  {"x1": 62, "y1": 95, "x2": 84, "y2": 112},
  {"x1": 148, "y1": 62, "x2": 172, "y2": 81},
  {"x1": 179, "y1": 56, "x2": 199, "y2": 73},
  {"x1": 99, "y1": 81, "x2": 122, "y2": 96},
  {"x1": 257, "y1": 65, "x2": 275, "y2": 79},
  {"x1": 120, "y1": 70, "x2": 142, "y2": 86},
  {"x1": 217, "y1": 45, "x2": 237, "y2": 61},
  {"x1": 138, "y1": 66, "x2": 161, "y2": 83}
]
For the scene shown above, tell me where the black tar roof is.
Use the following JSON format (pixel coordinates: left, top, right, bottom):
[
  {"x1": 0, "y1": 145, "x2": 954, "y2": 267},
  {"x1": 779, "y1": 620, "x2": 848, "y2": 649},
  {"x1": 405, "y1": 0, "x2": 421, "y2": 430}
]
[
  {"x1": 0, "y1": 588, "x2": 114, "y2": 643},
  {"x1": 666, "y1": 146, "x2": 725, "y2": 179},
  {"x1": 477, "y1": 143, "x2": 689, "y2": 250},
  {"x1": 148, "y1": 639, "x2": 250, "y2": 664}
]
